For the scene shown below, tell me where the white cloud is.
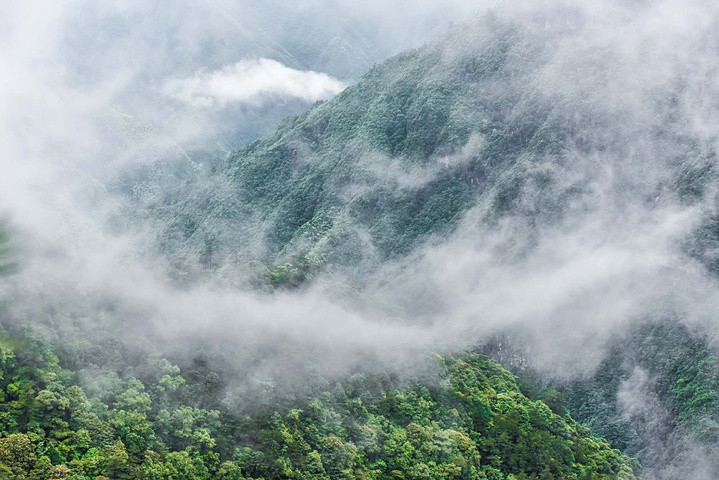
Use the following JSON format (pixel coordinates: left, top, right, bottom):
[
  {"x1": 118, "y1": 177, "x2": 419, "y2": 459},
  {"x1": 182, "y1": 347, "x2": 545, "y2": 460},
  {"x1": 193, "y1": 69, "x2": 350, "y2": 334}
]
[{"x1": 162, "y1": 58, "x2": 347, "y2": 108}]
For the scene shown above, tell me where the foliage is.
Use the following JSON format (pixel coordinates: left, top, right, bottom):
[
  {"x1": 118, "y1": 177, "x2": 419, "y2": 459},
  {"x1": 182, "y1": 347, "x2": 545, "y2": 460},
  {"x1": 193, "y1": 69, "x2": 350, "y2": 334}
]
[
  {"x1": 0, "y1": 336, "x2": 636, "y2": 479},
  {"x1": 552, "y1": 321, "x2": 719, "y2": 478},
  {"x1": 134, "y1": 14, "x2": 572, "y2": 278}
]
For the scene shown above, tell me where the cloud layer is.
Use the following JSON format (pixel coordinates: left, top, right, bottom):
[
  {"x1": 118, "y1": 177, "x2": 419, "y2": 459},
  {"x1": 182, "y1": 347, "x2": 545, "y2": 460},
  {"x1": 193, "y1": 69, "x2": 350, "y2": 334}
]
[{"x1": 162, "y1": 58, "x2": 347, "y2": 108}]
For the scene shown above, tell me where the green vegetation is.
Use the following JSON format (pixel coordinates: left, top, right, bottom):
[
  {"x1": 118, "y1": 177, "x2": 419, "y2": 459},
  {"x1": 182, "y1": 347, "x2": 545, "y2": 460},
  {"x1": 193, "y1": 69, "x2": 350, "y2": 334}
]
[
  {"x1": 136, "y1": 15, "x2": 571, "y2": 274},
  {"x1": 556, "y1": 321, "x2": 719, "y2": 476},
  {"x1": 137, "y1": 10, "x2": 713, "y2": 287},
  {"x1": 7, "y1": 8, "x2": 719, "y2": 480},
  {"x1": 0, "y1": 336, "x2": 636, "y2": 479}
]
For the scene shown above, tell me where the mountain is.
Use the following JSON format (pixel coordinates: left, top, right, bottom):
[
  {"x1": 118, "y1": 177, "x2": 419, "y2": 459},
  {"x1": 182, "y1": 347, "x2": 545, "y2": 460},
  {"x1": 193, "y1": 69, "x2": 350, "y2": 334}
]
[
  {"x1": 121, "y1": 5, "x2": 719, "y2": 478},
  {"x1": 138, "y1": 7, "x2": 716, "y2": 280},
  {"x1": 0, "y1": 224, "x2": 640, "y2": 478},
  {"x1": 2, "y1": 3, "x2": 719, "y2": 479}
]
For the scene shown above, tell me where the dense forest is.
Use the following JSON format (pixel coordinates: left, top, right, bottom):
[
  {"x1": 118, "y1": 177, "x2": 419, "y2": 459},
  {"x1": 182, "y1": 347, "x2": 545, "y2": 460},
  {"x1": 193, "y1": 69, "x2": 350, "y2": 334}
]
[
  {"x1": 0, "y1": 325, "x2": 637, "y2": 478},
  {"x1": 2, "y1": 2, "x2": 719, "y2": 479},
  {"x1": 0, "y1": 230, "x2": 638, "y2": 478},
  {"x1": 116, "y1": 12, "x2": 719, "y2": 476}
]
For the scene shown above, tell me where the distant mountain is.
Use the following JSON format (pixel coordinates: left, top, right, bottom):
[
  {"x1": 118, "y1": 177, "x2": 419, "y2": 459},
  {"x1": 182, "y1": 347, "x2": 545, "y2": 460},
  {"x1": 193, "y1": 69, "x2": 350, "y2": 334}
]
[{"x1": 136, "y1": 8, "x2": 715, "y2": 277}]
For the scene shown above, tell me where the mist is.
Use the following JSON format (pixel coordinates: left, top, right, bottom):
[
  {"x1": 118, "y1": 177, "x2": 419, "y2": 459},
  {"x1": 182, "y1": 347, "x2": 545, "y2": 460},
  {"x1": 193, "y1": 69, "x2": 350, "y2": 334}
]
[
  {"x1": 0, "y1": 0, "x2": 499, "y2": 414},
  {"x1": 1, "y1": 0, "x2": 719, "y2": 478}
]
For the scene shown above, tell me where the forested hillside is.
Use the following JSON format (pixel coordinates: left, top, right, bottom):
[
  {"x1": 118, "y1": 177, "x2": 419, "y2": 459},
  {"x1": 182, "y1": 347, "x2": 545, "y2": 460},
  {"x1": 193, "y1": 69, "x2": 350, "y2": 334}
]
[
  {"x1": 133, "y1": 7, "x2": 717, "y2": 285},
  {"x1": 2, "y1": 3, "x2": 719, "y2": 479},
  {"x1": 118, "y1": 8, "x2": 719, "y2": 478},
  {"x1": 132, "y1": 15, "x2": 558, "y2": 272},
  {"x1": 0, "y1": 225, "x2": 639, "y2": 478},
  {"x1": 558, "y1": 321, "x2": 719, "y2": 478},
  {"x1": 0, "y1": 331, "x2": 637, "y2": 479}
]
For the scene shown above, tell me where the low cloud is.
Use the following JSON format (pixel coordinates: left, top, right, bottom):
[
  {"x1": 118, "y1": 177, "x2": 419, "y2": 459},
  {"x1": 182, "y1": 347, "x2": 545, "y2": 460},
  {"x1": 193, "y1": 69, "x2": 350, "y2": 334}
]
[{"x1": 162, "y1": 58, "x2": 347, "y2": 108}]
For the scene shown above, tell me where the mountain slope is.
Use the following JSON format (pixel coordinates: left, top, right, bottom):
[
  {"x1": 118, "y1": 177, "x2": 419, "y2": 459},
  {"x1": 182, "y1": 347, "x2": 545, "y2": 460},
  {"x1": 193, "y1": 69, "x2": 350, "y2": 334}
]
[
  {"x1": 0, "y1": 335, "x2": 637, "y2": 479},
  {"x1": 139, "y1": 15, "x2": 557, "y2": 270},
  {"x1": 141, "y1": 8, "x2": 716, "y2": 279},
  {"x1": 122, "y1": 6, "x2": 719, "y2": 477},
  {"x1": 11, "y1": 4, "x2": 719, "y2": 479}
]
